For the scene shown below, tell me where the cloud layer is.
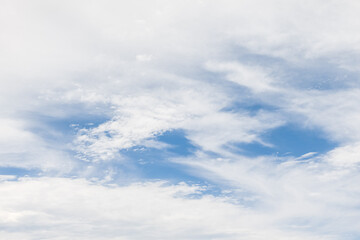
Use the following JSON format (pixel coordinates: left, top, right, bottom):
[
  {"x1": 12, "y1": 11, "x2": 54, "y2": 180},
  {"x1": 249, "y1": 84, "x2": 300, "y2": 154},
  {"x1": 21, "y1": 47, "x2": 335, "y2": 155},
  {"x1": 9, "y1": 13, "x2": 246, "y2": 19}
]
[{"x1": 1, "y1": 0, "x2": 360, "y2": 239}]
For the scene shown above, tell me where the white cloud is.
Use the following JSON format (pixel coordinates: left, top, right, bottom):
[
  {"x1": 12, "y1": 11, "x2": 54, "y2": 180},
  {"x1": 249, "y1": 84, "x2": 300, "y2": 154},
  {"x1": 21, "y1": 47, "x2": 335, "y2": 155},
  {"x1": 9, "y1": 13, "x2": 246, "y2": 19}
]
[
  {"x1": 206, "y1": 62, "x2": 360, "y2": 145},
  {"x1": 205, "y1": 62, "x2": 278, "y2": 93},
  {"x1": 175, "y1": 150, "x2": 360, "y2": 238},
  {"x1": 1, "y1": 1, "x2": 360, "y2": 239},
  {"x1": 324, "y1": 142, "x2": 360, "y2": 167},
  {"x1": 0, "y1": 177, "x2": 334, "y2": 240},
  {"x1": 285, "y1": 89, "x2": 360, "y2": 143},
  {"x1": 1, "y1": 0, "x2": 359, "y2": 163},
  {"x1": 136, "y1": 54, "x2": 153, "y2": 62},
  {"x1": 73, "y1": 85, "x2": 284, "y2": 160},
  {"x1": 0, "y1": 118, "x2": 74, "y2": 172}
]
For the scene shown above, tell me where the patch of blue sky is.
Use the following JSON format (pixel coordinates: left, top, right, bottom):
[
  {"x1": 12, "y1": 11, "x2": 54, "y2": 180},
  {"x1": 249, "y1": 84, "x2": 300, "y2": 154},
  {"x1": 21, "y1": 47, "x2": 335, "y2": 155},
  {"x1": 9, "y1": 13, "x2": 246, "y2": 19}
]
[
  {"x1": 121, "y1": 129, "x2": 196, "y2": 161},
  {"x1": 25, "y1": 110, "x2": 110, "y2": 144},
  {"x1": 281, "y1": 63, "x2": 357, "y2": 91},
  {"x1": 0, "y1": 167, "x2": 40, "y2": 178},
  {"x1": 134, "y1": 160, "x2": 245, "y2": 200},
  {"x1": 121, "y1": 154, "x2": 202, "y2": 184},
  {"x1": 227, "y1": 46, "x2": 358, "y2": 90},
  {"x1": 221, "y1": 100, "x2": 278, "y2": 116},
  {"x1": 155, "y1": 129, "x2": 197, "y2": 156},
  {"x1": 116, "y1": 130, "x2": 260, "y2": 202},
  {"x1": 228, "y1": 124, "x2": 337, "y2": 158},
  {"x1": 228, "y1": 45, "x2": 286, "y2": 66},
  {"x1": 118, "y1": 129, "x2": 211, "y2": 183}
]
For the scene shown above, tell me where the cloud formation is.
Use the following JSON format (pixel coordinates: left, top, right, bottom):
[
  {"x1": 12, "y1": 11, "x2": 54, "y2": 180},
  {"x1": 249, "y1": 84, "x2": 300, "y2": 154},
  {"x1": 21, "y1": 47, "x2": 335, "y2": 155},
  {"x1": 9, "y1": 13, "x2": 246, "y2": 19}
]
[
  {"x1": 0, "y1": 177, "x2": 337, "y2": 240},
  {"x1": 1, "y1": 0, "x2": 360, "y2": 239}
]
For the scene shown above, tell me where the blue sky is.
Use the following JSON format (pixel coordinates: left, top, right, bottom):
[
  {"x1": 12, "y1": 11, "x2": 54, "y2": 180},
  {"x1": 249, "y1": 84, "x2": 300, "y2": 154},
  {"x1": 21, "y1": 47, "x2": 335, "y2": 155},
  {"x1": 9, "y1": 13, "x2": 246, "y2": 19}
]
[{"x1": 1, "y1": 0, "x2": 360, "y2": 239}]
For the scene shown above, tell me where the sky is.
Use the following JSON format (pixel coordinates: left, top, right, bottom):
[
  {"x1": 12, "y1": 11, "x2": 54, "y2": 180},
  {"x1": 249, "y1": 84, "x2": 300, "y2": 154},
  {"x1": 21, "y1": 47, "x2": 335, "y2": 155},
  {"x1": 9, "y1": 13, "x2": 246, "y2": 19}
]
[{"x1": 1, "y1": 0, "x2": 360, "y2": 239}]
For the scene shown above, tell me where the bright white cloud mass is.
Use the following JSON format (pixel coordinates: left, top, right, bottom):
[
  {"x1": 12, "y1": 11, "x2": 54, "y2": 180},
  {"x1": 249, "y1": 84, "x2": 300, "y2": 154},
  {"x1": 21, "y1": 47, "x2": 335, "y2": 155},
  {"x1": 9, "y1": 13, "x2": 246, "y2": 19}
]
[{"x1": 1, "y1": 0, "x2": 360, "y2": 239}]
